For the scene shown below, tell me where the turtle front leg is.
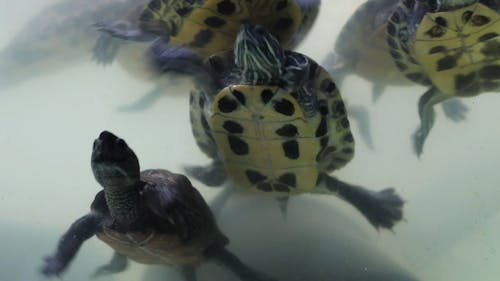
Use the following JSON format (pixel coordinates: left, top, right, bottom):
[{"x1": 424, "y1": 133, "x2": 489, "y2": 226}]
[
  {"x1": 315, "y1": 175, "x2": 404, "y2": 230},
  {"x1": 91, "y1": 252, "x2": 128, "y2": 279},
  {"x1": 94, "y1": 20, "x2": 156, "y2": 42},
  {"x1": 91, "y1": 33, "x2": 122, "y2": 66},
  {"x1": 207, "y1": 247, "x2": 279, "y2": 281},
  {"x1": 41, "y1": 213, "x2": 103, "y2": 277},
  {"x1": 414, "y1": 87, "x2": 449, "y2": 156}
]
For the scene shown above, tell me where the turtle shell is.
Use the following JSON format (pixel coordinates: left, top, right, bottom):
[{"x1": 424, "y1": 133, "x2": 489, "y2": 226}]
[
  {"x1": 387, "y1": 1, "x2": 500, "y2": 96},
  {"x1": 96, "y1": 227, "x2": 208, "y2": 266},
  {"x1": 137, "y1": 0, "x2": 318, "y2": 58},
  {"x1": 190, "y1": 54, "x2": 354, "y2": 195}
]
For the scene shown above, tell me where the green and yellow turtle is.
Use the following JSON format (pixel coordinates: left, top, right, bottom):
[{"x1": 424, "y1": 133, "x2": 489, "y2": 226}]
[
  {"x1": 386, "y1": 0, "x2": 500, "y2": 155},
  {"x1": 40, "y1": 131, "x2": 277, "y2": 281},
  {"x1": 163, "y1": 24, "x2": 404, "y2": 230},
  {"x1": 94, "y1": 0, "x2": 321, "y2": 68}
]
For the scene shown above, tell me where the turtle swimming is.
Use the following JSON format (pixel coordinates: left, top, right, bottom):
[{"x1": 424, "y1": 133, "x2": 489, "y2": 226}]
[
  {"x1": 386, "y1": 0, "x2": 500, "y2": 155},
  {"x1": 156, "y1": 24, "x2": 404, "y2": 230},
  {"x1": 93, "y1": 0, "x2": 321, "y2": 75},
  {"x1": 40, "y1": 131, "x2": 277, "y2": 281}
]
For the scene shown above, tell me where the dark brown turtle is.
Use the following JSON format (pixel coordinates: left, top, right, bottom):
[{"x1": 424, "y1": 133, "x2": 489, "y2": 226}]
[{"x1": 40, "y1": 131, "x2": 277, "y2": 281}]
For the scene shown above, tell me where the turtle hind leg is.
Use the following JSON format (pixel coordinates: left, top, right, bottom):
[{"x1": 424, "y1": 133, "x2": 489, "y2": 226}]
[
  {"x1": 91, "y1": 33, "x2": 121, "y2": 66},
  {"x1": 207, "y1": 247, "x2": 278, "y2": 281},
  {"x1": 317, "y1": 175, "x2": 404, "y2": 230},
  {"x1": 275, "y1": 196, "x2": 291, "y2": 220},
  {"x1": 441, "y1": 99, "x2": 469, "y2": 122},
  {"x1": 91, "y1": 252, "x2": 128, "y2": 279},
  {"x1": 414, "y1": 87, "x2": 449, "y2": 156},
  {"x1": 184, "y1": 160, "x2": 226, "y2": 187}
]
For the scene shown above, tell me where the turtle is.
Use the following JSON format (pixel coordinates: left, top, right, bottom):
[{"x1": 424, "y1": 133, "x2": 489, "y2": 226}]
[
  {"x1": 92, "y1": 0, "x2": 321, "y2": 77},
  {"x1": 154, "y1": 24, "x2": 404, "y2": 230},
  {"x1": 40, "y1": 131, "x2": 278, "y2": 281},
  {"x1": 323, "y1": 0, "x2": 469, "y2": 130},
  {"x1": 386, "y1": 0, "x2": 500, "y2": 156},
  {"x1": 0, "y1": 0, "x2": 141, "y2": 92}
]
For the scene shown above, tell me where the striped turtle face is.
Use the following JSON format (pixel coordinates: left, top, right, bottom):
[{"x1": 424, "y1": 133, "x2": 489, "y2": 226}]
[{"x1": 234, "y1": 24, "x2": 285, "y2": 84}]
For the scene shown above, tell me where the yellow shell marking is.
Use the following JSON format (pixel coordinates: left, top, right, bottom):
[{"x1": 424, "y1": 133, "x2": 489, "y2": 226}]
[{"x1": 413, "y1": 3, "x2": 500, "y2": 95}]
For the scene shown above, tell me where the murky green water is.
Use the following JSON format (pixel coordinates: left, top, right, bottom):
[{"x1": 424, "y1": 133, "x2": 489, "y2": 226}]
[{"x1": 0, "y1": 1, "x2": 499, "y2": 281}]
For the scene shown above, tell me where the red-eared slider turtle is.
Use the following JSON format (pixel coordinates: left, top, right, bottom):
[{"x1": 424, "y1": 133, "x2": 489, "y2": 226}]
[
  {"x1": 0, "y1": 0, "x2": 142, "y2": 92},
  {"x1": 167, "y1": 24, "x2": 404, "y2": 230},
  {"x1": 40, "y1": 131, "x2": 277, "y2": 281},
  {"x1": 94, "y1": 0, "x2": 321, "y2": 69},
  {"x1": 387, "y1": 0, "x2": 500, "y2": 155}
]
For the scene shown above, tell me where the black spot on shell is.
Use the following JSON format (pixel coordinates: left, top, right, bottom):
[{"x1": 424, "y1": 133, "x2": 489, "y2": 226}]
[
  {"x1": 204, "y1": 16, "x2": 226, "y2": 28},
  {"x1": 201, "y1": 115, "x2": 210, "y2": 131},
  {"x1": 471, "y1": 15, "x2": 490, "y2": 26},
  {"x1": 246, "y1": 170, "x2": 267, "y2": 184},
  {"x1": 148, "y1": 0, "x2": 162, "y2": 11},
  {"x1": 261, "y1": 89, "x2": 274, "y2": 104},
  {"x1": 274, "y1": 18, "x2": 294, "y2": 30},
  {"x1": 273, "y1": 183, "x2": 290, "y2": 192},
  {"x1": 320, "y1": 136, "x2": 329, "y2": 148},
  {"x1": 455, "y1": 73, "x2": 476, "y2": 91},
  {"x1": 257, "y1": 183, "x2": 272, "y2": 192},
  {"x1": 425, "y1": 25, "x2": 445, "y2": 38},
  {"x1": 390, "y1": 50, "x2": 402, "y2": 59},
  {"x1": 319, "y1": 105, "x2": 328, "y2": 116},
  {"x1": 481, "y1": 41, "x2": 500, "y2": 57},
  {"x1": 228, "y1": 136, "x2": 249, "y2": 155},
  {"x1": 479, "y1": 65, "x2": 500, "y2": 80},
  {"x1": 278, "y1": 173, "x2": 296, "y2": 187},
  {"x1": 217, "y1": 0, "x2": 236, "y2": 15},
  {"x1": 190, "y1": 29, "x2": 214, "y2": 47},
  {"x1": 332, "y1": 101, "x2": 346, "y2": 117},
  {"x1": 282, "y1": 140, "x2": 299, "y2": 159},
  {"x1": 176, "y1": 7, "x2": 193, "y2": 16},
  {"x1": 276, "y1": 0, "x2": 287, "y2": 10},
  {"x1": 406, "y1": 72, "x2": 425, "y2": 81},
  {"x1": 482, "y1": 81, "x2": 499, "y2": 91},
  {"x1": 341, "y1": 117, "x2": 350, "y2": 129},
  {"x1": 223, "y1": 120, "x2": 244, "y2": 134},
  {"x1": 395, "y1": 61, "x2": 408, "y2": 70},
  {"x1": 140, "y1": 10, "x2": 154, "y2": 21},
  {"x1": 218, "y1": 96, "x2": 238, "y2": 113},
  {"x1": 198, "y1": 95, "x2": 205, "y2": 108},
  {"x1": 232, "y1": 90, "x2": 246, "y2": 105},
  {"x1": 273, "y1": 99, "x2": 295, "y2": 116},
  {"x1": 315, "y1": 117, "x2": 328, "y2": 137},
  {"x1": 320, "y1": 79, "x2": 336, "y2": 93},
  {"x1": 342, "y1": 148, "x2": 354, "y2": 154},
  {"x1": 437, "y1": 55, "x2": 457, "y2": 71},
  {"x1": 275, "y1": 124, "x2": 298, "y2": 137},
  {"x1": 343, "y1": 133, "x2": 354, "y2": 143},
  {"x1": 478, "y1": 32, "x2": 498, "y2": 42},
  {"x1": 390, "y1": 11, "x2": 401, "y2": 24},
  {"x1": 429, "y1": 45, "x2": 447, "y2": 54},
  {"x1": 462, "y1": 11, "x2": 473, "y2": 23},
  {"x1": 387, "y1": 23, "x2": 396, "y2": 36},
  {"x1": 316, "y1": 146, "x2": 336, "y2": 162},
  {"x1": 435, "y1": 16, "x2": 447, "y2": 27},
  {"x1": 386, "y1": 37, "x2": 398, "y2": 49}
]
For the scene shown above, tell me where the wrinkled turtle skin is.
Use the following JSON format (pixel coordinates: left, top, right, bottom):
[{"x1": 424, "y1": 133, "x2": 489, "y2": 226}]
[
  {"x1": 40, "y1": 131, "x2": 278, "y2": 281},
  {"x1": 387, "y1": 0, "x2": 500, "y2": 156},
  {"x1": 172, "y1": 24, "x2": 404, "y2": 230}
]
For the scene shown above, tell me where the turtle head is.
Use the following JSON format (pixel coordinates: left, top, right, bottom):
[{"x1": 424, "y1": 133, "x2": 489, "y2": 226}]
[
  {"x1": 234, "y1": 24, "x2": 285, "y2": 84},
  {"x1": 91, "y1": 131, "x2": 140, "y2": 189}
]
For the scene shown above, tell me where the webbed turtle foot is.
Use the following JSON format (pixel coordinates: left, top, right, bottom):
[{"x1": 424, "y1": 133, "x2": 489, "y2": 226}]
[
  {"x1": 94, "y1": 20, "x2": 154, "y2": 41},
  {"x1": 91, "y1": 34, "x2": 120, "y2": 66},
  {"x1": 40, "y1": 256, "x2": 65, "y2": 277},
  {"x1": 441, "y1": 99, "x2": 469, "y2": 122},
  {"x1": 91, "y1": 252, "x2": 128, "y2": 279},
  {"x1": 184, "y1": 162, "x2": 226, "y2": 187},
  {"x1": 322, "y1": 176, "x2": 404, "y2": 230}
]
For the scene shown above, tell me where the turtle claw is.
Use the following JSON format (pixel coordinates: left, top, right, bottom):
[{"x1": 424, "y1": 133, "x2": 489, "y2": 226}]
[
  {"x1": 441, "y1": 99, "x2": 469, "y2": 122},
  {"x1": 364, "y1": 188, "x2": 404, "y2": 230},
  {"x1": 91, "y1": 34, "x2": 120, "y2": 66},
  {"x1": 412, "y1": 129, "x2": 426, "y2": 157}
]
